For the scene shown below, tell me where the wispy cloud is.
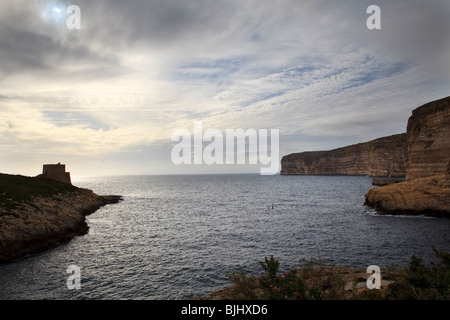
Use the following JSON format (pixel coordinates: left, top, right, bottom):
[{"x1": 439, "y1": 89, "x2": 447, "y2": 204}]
[{"x1": 0, "y1": 0, "x2": 449, "y2": 175}]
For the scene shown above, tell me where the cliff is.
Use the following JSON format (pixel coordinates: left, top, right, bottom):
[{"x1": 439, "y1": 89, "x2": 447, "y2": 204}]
[
  {"x1": 280, "y1": 133, "x2": 407, "y2": 177},
  {"x1": 364, "y1": 96, "x2": 450, "y2": 217},
  {"x1": 406, "y1": 96, "x2": 450, "y2": 180},
  {"x1": 0, "y1": 173, "x2": 121, "y2": 262}
]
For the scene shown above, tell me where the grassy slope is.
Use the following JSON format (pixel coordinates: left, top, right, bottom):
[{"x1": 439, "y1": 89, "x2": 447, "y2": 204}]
[{"x1": 0, "y1": 173, "x2": 77, "y2": 216}]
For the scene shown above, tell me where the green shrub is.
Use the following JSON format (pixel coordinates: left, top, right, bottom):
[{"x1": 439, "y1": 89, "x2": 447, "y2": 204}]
[
  {"x1": 259, "y1": 255, "x2": 280, "y2": 280},
  {"x1": 229, "y1": 255, "x2": 346, "y2": 300},
  {"x1": 387, "y1": 246, "x2": 450, "y2": 300},
  {"x1": 227, "y1": 247, "x2": 450, "y2": 300}
]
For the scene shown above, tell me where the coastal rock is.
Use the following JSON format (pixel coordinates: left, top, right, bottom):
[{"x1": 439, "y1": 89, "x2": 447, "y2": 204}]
[
  {"x1": 406, "y1": 96, "x2": 450, "y2": 180},
  {"x1": 280, "y1": 133, "x2": 407, "y2": 177},
  {"x1": 371, "y1": 178, "x2": 405, "y2": 186},
  {"x1": 364, "y1": 96, "x2": 450, "y2": 218},
  {"x1": 364, "y1": 163, "x2": 450, "y2": 218},
  {"x1": 0, "y1": 174, "x2": 121, "y2": 262}
]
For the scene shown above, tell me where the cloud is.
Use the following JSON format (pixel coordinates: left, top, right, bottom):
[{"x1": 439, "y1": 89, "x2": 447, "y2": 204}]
[
  {"x1": 0, "y1": 94, "x2": 12, "y2": 100},
  {"x1": 0, "y1": 0, "x2": 449, "y2": 175},
  {"x1": 41, "y1": 110, "x2": 113, "y2": 131}
]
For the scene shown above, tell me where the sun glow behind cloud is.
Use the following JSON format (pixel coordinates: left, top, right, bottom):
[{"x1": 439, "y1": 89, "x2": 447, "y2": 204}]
[{"x1": 0, "y1": 0, "x2": 449, "y2": 176}]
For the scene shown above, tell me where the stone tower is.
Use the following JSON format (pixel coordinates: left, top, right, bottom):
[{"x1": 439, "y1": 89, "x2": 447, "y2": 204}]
[{"x1": 42, "y1": 163, "x2": 72, "y2": 184}]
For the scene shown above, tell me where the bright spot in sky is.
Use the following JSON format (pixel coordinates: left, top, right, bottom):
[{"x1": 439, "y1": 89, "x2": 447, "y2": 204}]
[{"x1": 53, "y1": 7, "x2": 61, "y2": 14}]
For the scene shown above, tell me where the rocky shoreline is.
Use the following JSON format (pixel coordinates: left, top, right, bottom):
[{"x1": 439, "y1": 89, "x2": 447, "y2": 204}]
[
  {"x1": 364, "y1": 162, "x2": 450, "y2": 218},
  {"x1": 0, "y1": 173, "x2": 121, "y2": 262}
]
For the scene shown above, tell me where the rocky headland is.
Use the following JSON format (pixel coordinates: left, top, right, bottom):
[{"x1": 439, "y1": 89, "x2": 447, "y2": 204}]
[
  {"x1": 0, "y1": 173, "x2": 121, "y2": 262},
  {"x1": 364, "y1": 96, "x2": 450, "y2": 218},
  {"x1": 280, "y1": 95, "x2": 450, "y2": 218},
  {"x1": 280, "y1": 133, "x2": 407, "y2": 177},
  {"x1": 365, "y1": 161, "x2": 450, "y2": 218}
]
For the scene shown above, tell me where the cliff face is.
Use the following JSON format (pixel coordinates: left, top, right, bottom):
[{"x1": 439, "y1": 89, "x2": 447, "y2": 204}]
[
  {"x1": 0, "y1": 174, "x2": 121, "y2": 262},
  {"x1": 406, "y1": 96, "x2": 450, "y2": 180},
  {"x1": 280, "y1": 134, "x2": 407, "y2": 177},
  {"x1": 364, "y1": 96, "x2": 450, "y2": 218}
]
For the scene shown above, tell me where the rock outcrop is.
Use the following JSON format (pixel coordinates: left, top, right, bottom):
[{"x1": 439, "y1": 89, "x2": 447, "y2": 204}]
[
  {"x1": 364, "y1": 96, "x2": 450, "y2": 217},
  {"x1": 364, "y1": 161, "x2": 450, "y2": 218},
  {"x1": 406, "y1": 96, "x2": 450, "y2": 180},
  {"x1": 280, "y1": 134, "x2": 407, "y2": 177},
  {"x1": 0, "y1": 173, "x2": 121, "y2": 262}
]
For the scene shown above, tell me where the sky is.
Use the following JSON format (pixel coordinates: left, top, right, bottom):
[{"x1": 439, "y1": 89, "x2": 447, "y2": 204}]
[{"x1": 0, "y1": 0, "x2": 449, "y2": 176}]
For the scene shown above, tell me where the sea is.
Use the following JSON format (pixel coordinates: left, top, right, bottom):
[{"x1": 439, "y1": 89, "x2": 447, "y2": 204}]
[{"x1": 0, "y1": 174, "x2": 449, "y2": 300}]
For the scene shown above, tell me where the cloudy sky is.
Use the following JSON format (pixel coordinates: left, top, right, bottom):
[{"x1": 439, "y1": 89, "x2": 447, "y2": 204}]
[{"x1": 1, "y1": 0, "x2": 449, "y2": 176}]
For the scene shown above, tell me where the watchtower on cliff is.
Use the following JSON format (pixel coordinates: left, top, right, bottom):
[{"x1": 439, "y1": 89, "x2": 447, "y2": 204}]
[{"x1": 42, "y1": 163, "x2": 71, "y2": 184}]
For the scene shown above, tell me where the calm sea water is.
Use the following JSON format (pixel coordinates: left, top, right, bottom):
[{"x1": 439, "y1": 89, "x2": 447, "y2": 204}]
[{"x1": 0, "y1": 174, "x2": 449, "y2": 300}]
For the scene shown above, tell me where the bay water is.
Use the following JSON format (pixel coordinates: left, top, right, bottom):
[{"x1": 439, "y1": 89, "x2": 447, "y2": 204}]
[{"x1": 0, "y1": 174, "x2": 449, "y2": 299}]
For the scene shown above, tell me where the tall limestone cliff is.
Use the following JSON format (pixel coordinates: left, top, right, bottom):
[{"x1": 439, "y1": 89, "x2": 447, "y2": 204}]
[
  {"x1": 364, "y1": 96, "x2": 450, "y2": 218},
  {"x1": 406, "y1": 96, "x2": 450, "y2": 180},
  {"x1": 280, "y1": 134, "x2": 407, "y2": 177}
]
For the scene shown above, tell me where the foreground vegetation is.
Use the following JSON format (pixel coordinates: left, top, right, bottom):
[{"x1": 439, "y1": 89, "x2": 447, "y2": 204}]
[{"x1": 225, "y1": 246, "x2": 449, "y2": 300}]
